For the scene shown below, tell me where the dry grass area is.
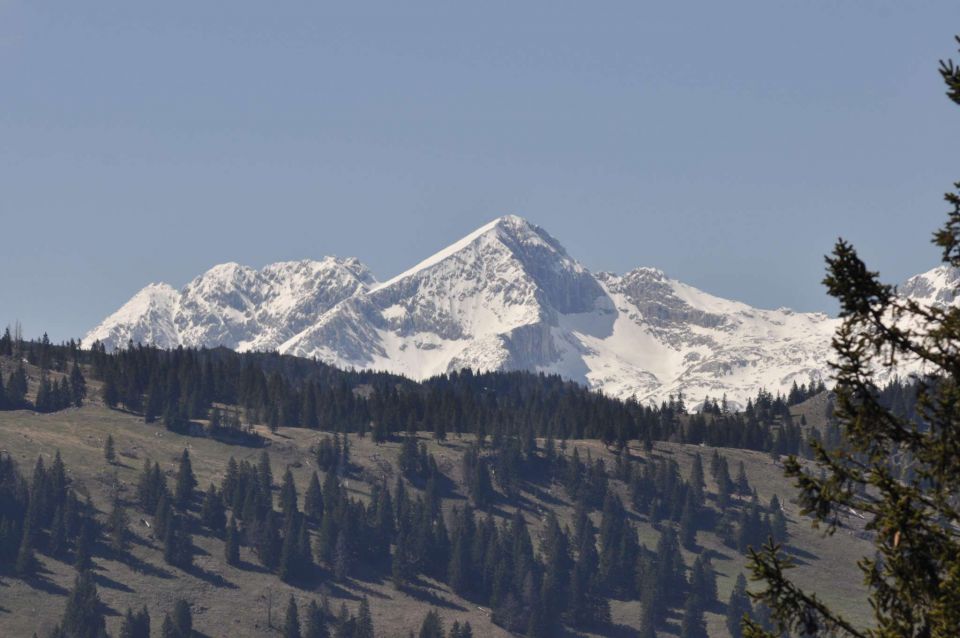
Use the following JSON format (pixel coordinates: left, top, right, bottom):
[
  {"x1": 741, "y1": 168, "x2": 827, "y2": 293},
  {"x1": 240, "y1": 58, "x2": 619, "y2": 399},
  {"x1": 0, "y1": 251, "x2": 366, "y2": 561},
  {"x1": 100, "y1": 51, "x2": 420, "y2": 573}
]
[{"x1": 0, "y1": 399, "x2": 872, "y2": 637}]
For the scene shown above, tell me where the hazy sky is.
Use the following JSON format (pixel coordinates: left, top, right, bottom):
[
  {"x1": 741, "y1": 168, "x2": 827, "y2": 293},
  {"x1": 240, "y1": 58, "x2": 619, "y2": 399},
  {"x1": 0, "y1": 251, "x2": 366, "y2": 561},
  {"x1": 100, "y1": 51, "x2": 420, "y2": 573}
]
[{"x1": 2, "y1": 2, "x2": 959, "y2": 341}]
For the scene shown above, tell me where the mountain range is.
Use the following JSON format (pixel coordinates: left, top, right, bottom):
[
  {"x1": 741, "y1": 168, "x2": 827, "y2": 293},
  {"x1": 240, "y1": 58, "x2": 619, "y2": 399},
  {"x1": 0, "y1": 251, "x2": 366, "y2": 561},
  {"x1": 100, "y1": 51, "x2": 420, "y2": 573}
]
[{"x1": 84, "y1": 215, "x2": 954, "y2": 408}]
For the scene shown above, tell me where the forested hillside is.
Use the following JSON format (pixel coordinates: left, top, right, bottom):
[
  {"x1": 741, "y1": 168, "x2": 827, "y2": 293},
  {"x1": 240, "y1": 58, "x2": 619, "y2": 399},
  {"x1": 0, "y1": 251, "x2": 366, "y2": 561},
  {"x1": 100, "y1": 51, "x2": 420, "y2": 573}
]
[{"x1": 0, "y1": 333, "x2": 890, "y2": 637}]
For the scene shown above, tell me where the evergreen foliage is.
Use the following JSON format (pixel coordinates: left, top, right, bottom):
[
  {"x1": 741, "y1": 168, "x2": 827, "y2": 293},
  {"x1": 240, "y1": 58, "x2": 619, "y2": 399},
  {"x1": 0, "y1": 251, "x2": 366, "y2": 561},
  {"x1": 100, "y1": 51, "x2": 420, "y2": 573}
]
[
  {"x1": 418, "y1": 610, "x2": 444, "y2": 638},
  {"x1": 745, "y1": 36, "x2": 960, "y2": 638},
  {"x1": 58, "y1": 571, "x2": 108, "y2": 638},
  {"x1": 103, "y1": 435, "x2": 116, "y2": 464},
  {"x1": 284, "y1": 595, "x2": 302, "y2": 638},
  {"x1": 174, "y1": 449, "x2": 197, "y2": 510},
  {"x1": 119, "y1": 606, "x2": 151, "y2": 638},
  {"x1": 303, "y1": 600, "x2": 330, "y2": 638}
]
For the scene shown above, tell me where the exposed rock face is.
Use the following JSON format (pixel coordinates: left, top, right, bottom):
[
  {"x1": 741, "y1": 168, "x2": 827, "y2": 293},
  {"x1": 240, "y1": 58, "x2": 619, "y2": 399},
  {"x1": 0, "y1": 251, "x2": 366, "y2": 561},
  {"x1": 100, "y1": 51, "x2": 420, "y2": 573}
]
[
  {"x1": 85, "y1": 216, "x2": 955, "y2": 408},
  {"x1": 87, "y1": 257, "x2": 374, "y2": 353}
]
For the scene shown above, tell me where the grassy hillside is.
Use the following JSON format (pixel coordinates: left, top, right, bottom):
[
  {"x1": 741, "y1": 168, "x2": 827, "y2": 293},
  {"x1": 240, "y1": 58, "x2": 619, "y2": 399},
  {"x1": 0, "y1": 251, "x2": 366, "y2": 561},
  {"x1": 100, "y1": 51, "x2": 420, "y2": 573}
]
[{"x1": 0, "y1": 397, "x2": 872, "y2": 637}]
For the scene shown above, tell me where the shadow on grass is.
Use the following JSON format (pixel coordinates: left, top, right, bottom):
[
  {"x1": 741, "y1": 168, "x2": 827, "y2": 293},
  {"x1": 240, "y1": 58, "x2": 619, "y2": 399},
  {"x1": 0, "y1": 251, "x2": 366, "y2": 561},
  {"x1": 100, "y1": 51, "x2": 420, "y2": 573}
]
[
  {"x1": 784, "y1": 544, "x2": 818, "y2": 562},
  {"x1": 523, "y1": 482, "x2": 568, "y2": 508},
  {"x1": 397, "y1": 579, "x2": 467, "y2": 612},
  {"x1": 94, "y1": 571, "x2": 135, "y2": 593},
  {"x1": 704, "y1": 547, "x2": 734, "y2": 562},
  {"x1": 23, "y1": 573, "x2": 69, "y2": 596},
  {"x1": 127, "y1": 532, "x2": 155, "y2": 549},
  {"x1": 22, "y1": 564, "x2": 70, "y2": 596},
  {"x1": 341, "y1": 578, "x2": 392, "y2": 601},
  {"x1": 101, "y1": 601, "x2": 122, "y2": 618},
  {"x1": 107, "y1": 547, "x2": 175, "y2": 579},
  {"x1": 320, "y1": 580, "x2": 361, "y2": 602},
  {"x1": 186, "y1": 564, "x2": 237, "y2": 589},
  {"x1": 236, "y1": 558, "x2": 272, "y2": 575}
]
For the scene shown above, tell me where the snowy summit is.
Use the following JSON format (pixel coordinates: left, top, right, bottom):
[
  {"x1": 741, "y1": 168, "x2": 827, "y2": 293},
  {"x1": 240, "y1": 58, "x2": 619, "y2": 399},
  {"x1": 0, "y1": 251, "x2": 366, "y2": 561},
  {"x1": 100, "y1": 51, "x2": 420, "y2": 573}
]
[{"x1": 84, "y1": 216, "x2": 953, "y2": 408}]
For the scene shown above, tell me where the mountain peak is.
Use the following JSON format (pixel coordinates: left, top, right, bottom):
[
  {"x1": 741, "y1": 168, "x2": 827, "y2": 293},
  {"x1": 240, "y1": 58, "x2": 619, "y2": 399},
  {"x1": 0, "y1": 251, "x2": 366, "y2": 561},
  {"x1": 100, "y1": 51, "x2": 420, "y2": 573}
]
[
  {"x1": 91, "y1": 218, "x2": 960, "y2": 407},
  {"x1": 900, "y1": 265, "x2": 960, "y2": 306},
  {"x1": 371, "y1": 215, "x2": 544, "y2": 292}
]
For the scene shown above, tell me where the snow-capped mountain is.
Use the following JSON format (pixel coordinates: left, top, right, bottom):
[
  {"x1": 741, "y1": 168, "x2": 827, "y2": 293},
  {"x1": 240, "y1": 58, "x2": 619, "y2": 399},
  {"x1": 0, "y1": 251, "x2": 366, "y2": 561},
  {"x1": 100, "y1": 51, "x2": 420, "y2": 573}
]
[
  {"x1": 86, "y1": 257, "x2": 374, "y2": 353},
  {"x1": 84, "y1": 215, "x2": 954, "y2": 407}
]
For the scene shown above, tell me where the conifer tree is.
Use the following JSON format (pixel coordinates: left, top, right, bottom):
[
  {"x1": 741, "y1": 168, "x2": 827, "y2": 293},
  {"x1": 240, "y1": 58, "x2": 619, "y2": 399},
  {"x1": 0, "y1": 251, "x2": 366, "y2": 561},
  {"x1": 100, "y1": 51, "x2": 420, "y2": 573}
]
[
  {"x1": 144, "y1": 375, "x2": 162, "y2": 424},
  {"x1": 690, "y1": 555, "x2": 717, "y2": 606},
  {"x1": 48, "y1": 505, "x2": 67, "y2": 557},
  {"x1": 106, "y1": 498, "x2": 129, "y2": 552},
  {"x1": 258, "y1": 451, "x2": 273, "y2": 492},
  {"x1": 284, "y1": 595, "x2": 302, "y2": 638},
  {"x1": 279, "y1": 517, "x2": 300, "y2": 583},
  {"x1": 7, "y1": 362, "x2": 27, "y2": 407},
  {"x1": 257, "y1": 511, "x2": 280, "y2": 570},
  {"x1": 200, "y1": 483, "x2": 226, "y2": 533},
  {"x1": 354, "y1": 597, "x2": 374, "y2": 638},
  {"x1": 334, "y1": 528, "x2": 351, "y2": 581},
  {"x1": 119, "y1": 606, "x2": 151, "y2": 638},
  {"x1": 36, "y1": 372, "x2": 52, "y2": 412},
  {"x1": 225, "y1": 515, "x2": 241, "y2": 566},
  {"x1": 135, "y1": 606, "x2": 151, "y2": 638},
  {"x1": 735, "y1": 461, "x2": 750, "y2": 496},
  {"x1": 744, "y1": 45, "x2": 960, "y2": 636},
  {"x1": 163, "y1": 515, "x2": 193, "y2": 569},
  {"x1": 171, "y1": 598, "x2": 193, "y2": 637},
  {"x1": 680, "y1": 595, "x2": 708, "y2": 638},
  {"x1": 74, "y1": 517, "x2": 95, "y2": 572},
  {"x1": 304, "y1": 471, "x2": 323, "y2": 522},
  {"x1": 727, "y1": 573, "x2": 751, "y2": 638},
  {"x1": 303, "y1": 600, "x2": 330, "y2": 638},
  {"x1": 119, "y1": 608, "x2": 138, "y2": 638},
  {"x1": 174, "y1": 449, "x2": 196, "y2": 510},
  {"x1": 418, "y1": 610, "x2": 444, "y2": 638},
  {"x1": 679, "y1": 489, "x2": 699, "y2": 550},
  {"x1": 101, "y1": 372, "x2": 119, "y2": 409},
  {"x1": 70, "y1": 361, "x2": 87, "y2": 407},
  {"x1": 103, "y1": 435, "x2": 116, "y2": 464},
  {"x1": 280, "y1": 468, "x2": 298, "y2": 521},
  {"x1": 690, "y1": 452, "x2": 706, "y2": 505},
  {"x1": 59, "y1": 571, "x2": 108, "y2": 638},
  {"x1": 638, "y1": 607, "x2": 657, "y2": 638},
  {"x1": 138, "y1": 460, "x2": 168, "y2": 514},
  {"x1": 14, "y1": 521, "x2": 36, "y2": 576},
  {"x1": 297, "y1": 516, "x2": 314, "y2": 577},
  {"x1": 154, "y1": 493, "x2": 172, "y2": 541}
]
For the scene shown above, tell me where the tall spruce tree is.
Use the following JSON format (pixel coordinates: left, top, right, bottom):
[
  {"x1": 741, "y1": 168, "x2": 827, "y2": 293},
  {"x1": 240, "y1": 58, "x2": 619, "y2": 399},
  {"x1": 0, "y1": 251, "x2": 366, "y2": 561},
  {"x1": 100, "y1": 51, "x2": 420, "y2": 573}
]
[
  {"x1": 103, "y1": 435, "x2": 116, "y2": 464},
  {"x1": 69, "y1": 361, "x2": 86, "y2": 407},
  {"x1": 727, "y1": 573, "x2": 751, "y2": 638},
  {"x1": 174, "y1": 449, "x2": 196, "y2": 510},
  {"x1": 304, "y1": 471, "x2": 323, "y2": 522},
  {"x1": 303, "y1": 600, "x2": 330, "y2": 638},
  {"x1": 225, "y1": 515, "x2": 241, "y2": 566},
  {"x1": 200, "y1": 483, "x2": 226, "y2": 533},
  {"x1": 119, "y1": 605, "x2": 151, "y2": 638},
  {"x1": 354, "y1": 597, "x2": 374, "y2": 638},
  {"x1": 171, "y1": 598, "x2": 193, "y2": 637},
  {"x1": 284, "y1": 595, "x2": 302, "y2": 638},
  {"x1": 680, "y1": 595, "x2": 708, "y2": 638},
  {"x1": 418, "y1": 610, "x2": 444, "y2": 638},
  {"x1": 745, "y1": 36, "x2": 960, "y2": 638},
  {"x1": 59, "y1": 571, "x2": 108, "y2": 638}
]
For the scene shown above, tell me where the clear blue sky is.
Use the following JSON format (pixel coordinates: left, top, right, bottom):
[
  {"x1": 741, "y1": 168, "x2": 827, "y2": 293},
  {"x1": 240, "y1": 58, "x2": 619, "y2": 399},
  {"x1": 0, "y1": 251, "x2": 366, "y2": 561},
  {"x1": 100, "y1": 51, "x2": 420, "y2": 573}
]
[{"x1": 2, "y1": 2, "x2": 959, "y2": 341}]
